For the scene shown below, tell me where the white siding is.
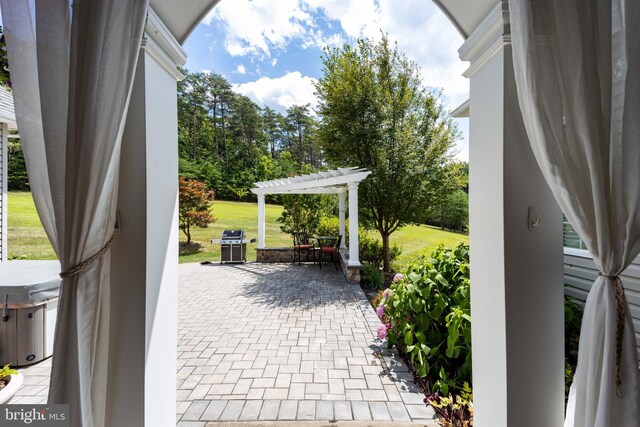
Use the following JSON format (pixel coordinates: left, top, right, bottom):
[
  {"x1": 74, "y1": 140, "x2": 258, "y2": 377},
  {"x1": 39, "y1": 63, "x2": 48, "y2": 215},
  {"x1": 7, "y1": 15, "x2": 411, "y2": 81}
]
[{"x1": 564, "y1": 250, "x2": 640, "y2": 361}]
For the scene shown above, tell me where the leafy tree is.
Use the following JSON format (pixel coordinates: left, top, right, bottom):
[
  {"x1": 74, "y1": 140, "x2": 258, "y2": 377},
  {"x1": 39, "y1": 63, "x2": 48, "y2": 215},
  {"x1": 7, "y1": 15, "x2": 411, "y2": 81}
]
[
  {"x1": 0, "y1": 26, "x2": 10, "y2": 89},
  {"x1": 277, "y1": 195, "x2": 326, "y2": 237},
  {"x1": 178, "y1": 177, "x2": 215, "y2": 244},
  {"x1": 176, "y1": 68, "x2": 324, "y2": 202},
  {"x1": 425, "y1": 161, "x2": 469, "y2": 231},
  {"x1": 7, "y1": 140, "x2": 28, "y2": 190},
  {"x1": 262, "y1": 106, "x2": 283, "y2": 158},
  {"x1": 315, "y1": 34, "x2": 459, "y2": 271}
]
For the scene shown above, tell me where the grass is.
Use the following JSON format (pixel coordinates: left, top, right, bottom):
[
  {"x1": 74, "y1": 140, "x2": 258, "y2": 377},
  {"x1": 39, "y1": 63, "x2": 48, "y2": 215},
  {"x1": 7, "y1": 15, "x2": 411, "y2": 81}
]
[
  {"x1": 7, "y1": 192, "x2": 56, "y2": 260},
  {"x1": 7, "y1": 191, "x2": 469, "y2": 268}
]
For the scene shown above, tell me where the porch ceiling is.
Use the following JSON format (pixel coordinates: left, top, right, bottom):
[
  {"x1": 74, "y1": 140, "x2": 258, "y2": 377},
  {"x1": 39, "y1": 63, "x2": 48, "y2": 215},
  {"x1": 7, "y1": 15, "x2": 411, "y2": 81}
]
[
  {"x1": 432, "y1": 0, "x2": 497, "y2": 38},
  {"x1": 149, "y1": 0, "x2": 221, "y2": 44}
]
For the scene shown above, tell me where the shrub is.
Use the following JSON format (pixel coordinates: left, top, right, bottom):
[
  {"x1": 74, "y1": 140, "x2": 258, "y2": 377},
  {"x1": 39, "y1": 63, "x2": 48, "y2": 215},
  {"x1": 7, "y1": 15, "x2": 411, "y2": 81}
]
[
  {"x1": 278, "y1": 195, "x2": 325, "y2": 237},
  {"x1": 425, "y1": 189, "x2": 468, "y2": 232},
  {"x1": 360, "y1": 235, "x2": 402, "y2": 269},
  {"x1": 178, "y1": 177, "x2": 216, "y2": 244},
  {"x1": 565, "y1": 295, "x2": 584, "y2": 400},
  {"x1": 362, "y1": 265, "x2": 385, "y2": 290},
  {"x1": 427, "y1": 382, "x2": 474, "y2": 427},
  {"x1": 382, "y1": 244, "x2": 471, "y2": 394},
  {"x1": 316, "y1": 216, "x2": 346, "y2": 241}
]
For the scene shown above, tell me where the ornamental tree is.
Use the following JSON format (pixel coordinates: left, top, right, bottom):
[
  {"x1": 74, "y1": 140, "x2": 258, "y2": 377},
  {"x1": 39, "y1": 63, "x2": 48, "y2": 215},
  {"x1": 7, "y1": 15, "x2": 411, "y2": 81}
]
[
  {"x1": 178, "y1": 177, "x2": 215, "y2": 244},
  {"x1": 315, "y1": 34, "x2": 459, "y2": 271}
]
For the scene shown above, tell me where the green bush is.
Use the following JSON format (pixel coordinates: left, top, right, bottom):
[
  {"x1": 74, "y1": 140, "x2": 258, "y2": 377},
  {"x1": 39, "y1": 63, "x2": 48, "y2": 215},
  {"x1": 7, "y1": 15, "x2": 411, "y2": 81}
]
[
  {"x1": 8, "y1": 141, "x2": 29, "y2": 191},
  {"x1": 360, "y1": 234, "x2": 401, "y2": 269},
  {"x1": 425, "y1": 189, "x2": 468, "y2": 232},
  {"x1": 362, "y1": 264, "x2": 385, "y2": 290},
  {"x1": 381, "y1": 244, "x2": 471, "y2": 394},
  {"x1": 316, "y1": 216, "x2": 349, "y2": 241},
  {"x1": 565, "y1": 295, "x2": 584, "y2": 400}
]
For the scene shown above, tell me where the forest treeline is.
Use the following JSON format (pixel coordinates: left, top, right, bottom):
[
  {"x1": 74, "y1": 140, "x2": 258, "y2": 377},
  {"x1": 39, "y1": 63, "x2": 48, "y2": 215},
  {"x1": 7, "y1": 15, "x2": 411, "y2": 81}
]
[{"x1": 177, "y1": 69, "x2": 323, "y2": 201}]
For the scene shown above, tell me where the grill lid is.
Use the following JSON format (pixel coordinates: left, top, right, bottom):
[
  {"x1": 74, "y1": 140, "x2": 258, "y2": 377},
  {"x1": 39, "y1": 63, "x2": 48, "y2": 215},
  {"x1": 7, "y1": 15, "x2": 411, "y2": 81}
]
[{"x1": 221, "y1": 230, "x2": 244, "y2": 240}]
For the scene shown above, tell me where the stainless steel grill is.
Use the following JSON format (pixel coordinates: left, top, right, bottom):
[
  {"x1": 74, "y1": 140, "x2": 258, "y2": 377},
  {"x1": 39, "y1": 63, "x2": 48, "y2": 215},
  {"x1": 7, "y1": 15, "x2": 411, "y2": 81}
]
[{"x1": 211, "y1": 230, "x2": 255, "y2": 263}]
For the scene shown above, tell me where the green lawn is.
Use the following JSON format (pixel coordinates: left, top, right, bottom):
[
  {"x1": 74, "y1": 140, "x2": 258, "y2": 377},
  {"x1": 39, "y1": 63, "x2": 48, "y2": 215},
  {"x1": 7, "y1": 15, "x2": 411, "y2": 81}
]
[{"x1": 7, "y1": 191, "x2": 468, "y2": 268}]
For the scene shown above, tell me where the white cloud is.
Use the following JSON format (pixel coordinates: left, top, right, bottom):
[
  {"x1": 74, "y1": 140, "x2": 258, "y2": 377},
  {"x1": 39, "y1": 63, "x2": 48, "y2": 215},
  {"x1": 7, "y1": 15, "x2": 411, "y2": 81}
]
[
  {"x1": 203, "y1": 0, "x2": 468, "y2": 109},
  {"x1": 202, "y1": 69, "x2": 212, "y2": 75},
  {"x1": 271, "y1": 58, "x2": 278, "y2": 67},
  {"x1": 203, "y1": 0, "x2": 312, "y2": 57},
  {"x1": 234, "y1": 72, "x2": 318, "y2": 113},
  {"x1": 306, "y1": 0, "x2": 468, "y2": 108},
  {"x1": 236, "y1": 64, "x2": 247, "y2": 74}
]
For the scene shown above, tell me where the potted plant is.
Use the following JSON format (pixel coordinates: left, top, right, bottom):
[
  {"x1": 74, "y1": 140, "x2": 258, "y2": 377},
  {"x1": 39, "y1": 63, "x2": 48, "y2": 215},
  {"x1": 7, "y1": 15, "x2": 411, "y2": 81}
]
[{"x1": 0, "y1": 364, "x2": 23, "y2": 404}]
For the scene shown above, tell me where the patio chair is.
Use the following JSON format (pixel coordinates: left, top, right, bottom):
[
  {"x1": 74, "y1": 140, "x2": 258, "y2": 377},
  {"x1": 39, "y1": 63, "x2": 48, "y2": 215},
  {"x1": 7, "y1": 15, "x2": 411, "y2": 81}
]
[
  {"x1": 293, "y1": 232, "x2": 314, "y2": 265},
  {"x1": 319, "y1": 234, "x2": 342, "y2": 271}
]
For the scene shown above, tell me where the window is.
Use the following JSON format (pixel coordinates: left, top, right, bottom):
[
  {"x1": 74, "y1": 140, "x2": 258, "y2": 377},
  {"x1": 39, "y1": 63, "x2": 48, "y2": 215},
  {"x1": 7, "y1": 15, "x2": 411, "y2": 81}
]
[{"x1": 563, "y1": 215, "x2": 588, "y2": 250}]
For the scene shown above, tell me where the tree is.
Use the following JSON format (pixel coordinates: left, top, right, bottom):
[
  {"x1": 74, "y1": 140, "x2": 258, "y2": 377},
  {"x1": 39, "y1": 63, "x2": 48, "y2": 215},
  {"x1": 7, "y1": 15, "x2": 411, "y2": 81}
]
[
  {"x1": 0, "y1": 26, "x2": 11, "y2": 89},
  {"x1": 277, "y1": 194, "x2": 326, "y2": 237},
  {"x1": 315, "y1": 34, "x2": 459, "y2": 271},
  {"x1": 178, "y1": 177, "x2": 215, "y2": 244}
]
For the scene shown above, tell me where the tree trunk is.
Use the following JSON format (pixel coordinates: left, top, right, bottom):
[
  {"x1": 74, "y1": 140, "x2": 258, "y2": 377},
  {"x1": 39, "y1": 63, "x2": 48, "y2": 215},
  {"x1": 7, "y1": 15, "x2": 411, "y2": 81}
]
[
  {"x1": 186, "y1": 226, "x2": 191, "y2": 245},
  {"x1": 382, "y1": 232, "x2": 391, "y2": 273},
  {"x1": 191, "y1": 103, "x2": 197, "y2": 161},
  {"x1": 213, "y1": 102, "x2": 218, "y2": 160}
]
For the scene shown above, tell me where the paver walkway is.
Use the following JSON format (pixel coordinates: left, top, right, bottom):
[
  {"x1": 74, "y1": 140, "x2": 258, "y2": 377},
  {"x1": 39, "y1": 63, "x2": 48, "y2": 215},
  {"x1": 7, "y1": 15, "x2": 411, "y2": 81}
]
[
  {"x1": 176, "y1": 263, "x2": 435, "y2": 426},
  {"x1": 16, "y1": 263, "x2": 436, "y2": 425}
]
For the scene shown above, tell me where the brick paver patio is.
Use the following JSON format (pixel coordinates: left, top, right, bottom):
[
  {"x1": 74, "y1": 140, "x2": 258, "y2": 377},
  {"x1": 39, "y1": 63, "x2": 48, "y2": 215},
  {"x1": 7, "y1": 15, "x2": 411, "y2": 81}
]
[
  {"x1": 176, "y1": 263, "x2": 434, "y2": 426},
  {"x1": 16, "y1": 262, "x2": 436, "y2": 425}
]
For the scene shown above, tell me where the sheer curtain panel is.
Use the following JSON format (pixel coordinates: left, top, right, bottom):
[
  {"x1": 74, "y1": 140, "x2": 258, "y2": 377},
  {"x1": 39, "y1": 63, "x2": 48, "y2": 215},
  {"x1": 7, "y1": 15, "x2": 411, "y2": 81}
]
[
  {"x1": 509, "y1": 0, "x2": 640, "y2": 426},
  {"x1": 0, "y1": 0, "x2": 148, "y2": 426}
]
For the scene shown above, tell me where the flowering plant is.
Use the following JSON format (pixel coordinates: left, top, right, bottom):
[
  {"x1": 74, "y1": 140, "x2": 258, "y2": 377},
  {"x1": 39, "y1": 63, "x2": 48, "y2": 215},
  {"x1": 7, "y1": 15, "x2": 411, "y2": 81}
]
[{"x1": 384, "y1": 244, "x2": 471, "y2": 395}]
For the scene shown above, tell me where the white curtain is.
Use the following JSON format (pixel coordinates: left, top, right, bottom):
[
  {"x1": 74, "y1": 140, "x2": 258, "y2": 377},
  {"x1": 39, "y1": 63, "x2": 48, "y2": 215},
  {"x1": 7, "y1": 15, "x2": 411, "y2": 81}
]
[
  {"x1": 509, "y1": 0, "x2": 640, "y2": 426},
  {"x1": 1, "y1": 0, "x2": 148, "y2": 426}
]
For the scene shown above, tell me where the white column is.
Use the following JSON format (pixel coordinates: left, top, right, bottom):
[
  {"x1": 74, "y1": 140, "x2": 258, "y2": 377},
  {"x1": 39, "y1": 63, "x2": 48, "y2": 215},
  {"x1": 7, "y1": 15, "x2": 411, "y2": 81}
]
[
  {"x1": 0, "y1": 122, "x2": 7, "y2": 262},
  {"x1": 106, "y1": 9, "x2": 184, "y2": 427},
  {"x1": 347, "y1": 182, "x2": 360, "y2": 266},
  {"x1": 338, "y1": 189, "x2": 346, "y2": 249},
  {"x1": 462, "y1": 3, "x2": 564, "y2": 427},
  {"x1": 257, "y1": 193, "x2": 265, "y2": 249}
]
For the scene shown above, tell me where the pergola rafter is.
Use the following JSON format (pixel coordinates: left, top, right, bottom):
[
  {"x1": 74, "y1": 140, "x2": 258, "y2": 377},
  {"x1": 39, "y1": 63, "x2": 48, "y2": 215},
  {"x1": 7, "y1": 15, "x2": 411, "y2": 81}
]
[{"x1": 251, "y1": 167, "x2": 371, "y2": 266}]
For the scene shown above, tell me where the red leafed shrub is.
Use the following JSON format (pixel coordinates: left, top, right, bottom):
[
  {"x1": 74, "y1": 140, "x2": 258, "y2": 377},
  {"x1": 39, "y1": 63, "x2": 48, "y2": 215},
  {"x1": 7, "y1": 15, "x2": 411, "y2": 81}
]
[{"x1": 179, "y1": 177, "x2": 215, "y2": 244}]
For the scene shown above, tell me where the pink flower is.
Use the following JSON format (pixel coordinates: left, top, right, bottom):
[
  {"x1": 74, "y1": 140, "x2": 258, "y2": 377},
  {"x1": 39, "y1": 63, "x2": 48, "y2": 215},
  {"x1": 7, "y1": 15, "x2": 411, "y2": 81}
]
[
  {"x1": 382, "y1": 288, "x2": 393, "y2": 299},
  {"x1": 376, "y1": 304, "x2": 385, "y2": 318},
  {"x1": 377, "y1": 324, "x2": 388, "y2": 340},
  {"x1": 393, "y1": 273, "x2": 404, "y2": 283}
]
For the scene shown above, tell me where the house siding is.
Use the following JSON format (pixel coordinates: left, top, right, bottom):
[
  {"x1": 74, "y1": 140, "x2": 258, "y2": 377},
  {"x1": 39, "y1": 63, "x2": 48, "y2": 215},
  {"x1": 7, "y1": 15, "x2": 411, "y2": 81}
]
[{"x1": 564, "y1": 250, "x2": 640, "y2": 361}]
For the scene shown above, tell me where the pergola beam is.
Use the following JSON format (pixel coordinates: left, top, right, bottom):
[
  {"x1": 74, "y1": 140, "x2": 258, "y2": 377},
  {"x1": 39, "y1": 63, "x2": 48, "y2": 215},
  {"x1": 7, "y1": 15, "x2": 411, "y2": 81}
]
[{"x1": 252, "y1": 168, "x2": 369, "y2": 263}]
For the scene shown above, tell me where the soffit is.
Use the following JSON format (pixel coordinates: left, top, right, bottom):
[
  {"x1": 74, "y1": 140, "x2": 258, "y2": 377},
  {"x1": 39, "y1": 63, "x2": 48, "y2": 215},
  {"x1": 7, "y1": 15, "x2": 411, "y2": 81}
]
[
  {"x1": 432, "y1": 0, "x2": 498, "y2": 38},
  {"x1": 149, "y1": 0, "x2": 221, "y2": 44}
]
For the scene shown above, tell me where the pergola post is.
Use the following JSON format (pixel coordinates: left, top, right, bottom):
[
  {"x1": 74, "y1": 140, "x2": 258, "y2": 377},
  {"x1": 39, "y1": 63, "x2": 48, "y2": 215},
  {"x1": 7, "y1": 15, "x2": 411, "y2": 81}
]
[
  {"x1": 347, "y1": 182, "x2": 360, "y2": 266},
  {"x1": 257, "y1": 193, "x2": 265, "y2": 249},
  {"x1": 338, "y1": 189, "x2": 347, "y2": 250}
]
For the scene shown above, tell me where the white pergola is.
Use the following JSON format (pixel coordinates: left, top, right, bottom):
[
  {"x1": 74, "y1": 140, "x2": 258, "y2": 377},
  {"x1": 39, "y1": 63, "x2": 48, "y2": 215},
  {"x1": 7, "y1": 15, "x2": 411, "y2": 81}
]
[{"x1": 251, "y1": 167, "x2": 371, "y2": 267}]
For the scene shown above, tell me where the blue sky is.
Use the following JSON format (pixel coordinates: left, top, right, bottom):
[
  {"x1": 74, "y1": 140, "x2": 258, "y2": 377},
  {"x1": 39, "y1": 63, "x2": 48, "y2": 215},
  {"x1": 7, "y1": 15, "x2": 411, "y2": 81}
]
[{"x1": 182, "y1": 0, "x2": 470, "y2": 160}]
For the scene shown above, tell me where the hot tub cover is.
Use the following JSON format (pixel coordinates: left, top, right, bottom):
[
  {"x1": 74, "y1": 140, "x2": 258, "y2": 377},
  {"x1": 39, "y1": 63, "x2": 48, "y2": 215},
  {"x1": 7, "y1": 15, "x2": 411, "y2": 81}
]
[{"x1": 0, "y1": 261, "x2": 61, "y2": 305}]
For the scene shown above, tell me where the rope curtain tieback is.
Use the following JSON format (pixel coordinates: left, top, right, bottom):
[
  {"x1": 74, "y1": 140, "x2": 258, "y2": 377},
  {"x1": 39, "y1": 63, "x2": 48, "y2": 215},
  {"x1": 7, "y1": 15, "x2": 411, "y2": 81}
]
[
  {"x1": 59, "y1": 235, "x2": 115, "y2": 279},
  {"x1": 598, "y1": 272, "x2": 626, "y2": 398}
]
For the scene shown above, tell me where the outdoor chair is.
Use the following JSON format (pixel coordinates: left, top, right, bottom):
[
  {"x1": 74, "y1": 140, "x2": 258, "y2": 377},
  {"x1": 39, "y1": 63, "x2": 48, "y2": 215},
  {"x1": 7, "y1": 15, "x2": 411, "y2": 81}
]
[
  {"x1": 319, "y1": 234, "x2": 342, "y2": 270},
  {"x1": 293, "y1": 232, "x2": 315, "y2": 265}
]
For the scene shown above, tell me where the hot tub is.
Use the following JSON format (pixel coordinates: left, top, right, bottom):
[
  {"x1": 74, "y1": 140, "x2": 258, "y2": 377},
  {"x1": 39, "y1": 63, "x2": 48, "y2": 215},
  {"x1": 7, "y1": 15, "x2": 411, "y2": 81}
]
[{"x1": 0, "y1": 261, "x2": 61, "y2": 367}]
